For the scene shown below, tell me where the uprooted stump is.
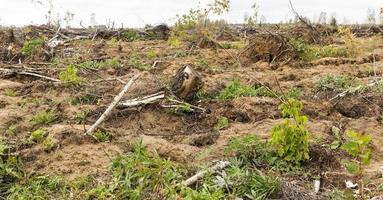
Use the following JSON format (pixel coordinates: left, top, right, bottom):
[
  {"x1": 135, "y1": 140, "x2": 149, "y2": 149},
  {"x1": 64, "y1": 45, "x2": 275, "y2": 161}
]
[
  {"x1": 170, "y1": 65, "x2": 203, "y2": 101},
  {"x1": 241, "y1": 33, "x2": 298, "y2": 64}
]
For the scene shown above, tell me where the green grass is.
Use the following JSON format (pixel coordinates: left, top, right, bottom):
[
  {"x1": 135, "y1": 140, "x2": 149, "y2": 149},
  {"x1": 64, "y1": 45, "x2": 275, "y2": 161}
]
[
  {"x1": 289, "y1": 38, "x2": 349, "y2": 62},
  {"x1": 31, "y1": 110, "x2": 58, "y2": 126},
  {"x1": 315, "y1": 74, "x2": 354, "y2": 92},
  {"x1": 76, "y1": 58, "x2": 120, "y2": 69},
  {"x1": 218, "y1": 80, "x2": 274, "y2": 100},
  {"x1": 4, "y1": 89, "x2": 16, "y2": 97}
]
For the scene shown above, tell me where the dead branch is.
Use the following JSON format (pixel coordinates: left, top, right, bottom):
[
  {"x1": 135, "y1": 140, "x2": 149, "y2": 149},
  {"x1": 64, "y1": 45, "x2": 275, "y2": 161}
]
[
  {"x1": 0, "y1": 67, "x2": 60, "y2": 82},
  {"x1": 183, "y1": 161, "x2": 231, "y2": 186},
  {"x1": 85, "y1": 74, "x2": 140, "y2": 135},
  {"x1": 119, "y1": 91, "x2": 165, "y2": 107}
]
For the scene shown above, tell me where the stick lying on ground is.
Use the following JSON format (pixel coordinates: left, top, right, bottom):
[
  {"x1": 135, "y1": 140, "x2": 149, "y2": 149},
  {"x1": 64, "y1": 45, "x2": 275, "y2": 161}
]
[
  {"x1": 0, "y1": 67, "x2": 60, "y2": 82},
  {"x1": 183, "y1": 161, "x2": 231, "y2": 187},
  {"x1": 119, "y1": 91, "x2": 165, "y2": 107},
  {"x1": 86, "y1": 74, "x2": 140, "y2": 135}
]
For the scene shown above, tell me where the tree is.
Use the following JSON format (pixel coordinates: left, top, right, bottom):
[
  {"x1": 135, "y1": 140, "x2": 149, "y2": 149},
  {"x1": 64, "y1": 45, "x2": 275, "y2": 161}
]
[
  {"x1": 366, "y1": 8, "x2": 376, "y2": 24},
  {"x1": 318, "y1": 12, "x2": 327, "y2": 24},
  {"x1": 329, "y1": 13, "x2": 337, "y2": 27}
]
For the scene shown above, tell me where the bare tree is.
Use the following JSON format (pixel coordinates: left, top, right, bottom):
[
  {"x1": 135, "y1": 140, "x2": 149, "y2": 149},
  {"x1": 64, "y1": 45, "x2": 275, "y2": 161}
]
[
  {"x1": 318, "y1": 12, "x2": 327, "y2": 24},
  {"x1": 366, "y1": 8, "x2": 376, "y2": 24}
]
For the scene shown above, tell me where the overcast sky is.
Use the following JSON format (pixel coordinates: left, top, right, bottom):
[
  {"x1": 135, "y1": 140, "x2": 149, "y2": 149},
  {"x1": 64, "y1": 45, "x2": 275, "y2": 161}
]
[{"x1": 0, "y1": 0, "x2": 381, "y2": 27}]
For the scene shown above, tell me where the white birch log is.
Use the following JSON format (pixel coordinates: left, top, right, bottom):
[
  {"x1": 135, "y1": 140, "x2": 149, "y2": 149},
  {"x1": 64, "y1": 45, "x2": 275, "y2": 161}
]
[{"x1": 183, "y1": 161, "x2": 230, "y2": 186}]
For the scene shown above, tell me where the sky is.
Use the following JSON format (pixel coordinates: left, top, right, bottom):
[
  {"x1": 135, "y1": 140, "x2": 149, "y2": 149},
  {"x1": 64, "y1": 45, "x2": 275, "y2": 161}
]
[{"x1": 0, "y1": 0, "x2": 381, "y2": 27}]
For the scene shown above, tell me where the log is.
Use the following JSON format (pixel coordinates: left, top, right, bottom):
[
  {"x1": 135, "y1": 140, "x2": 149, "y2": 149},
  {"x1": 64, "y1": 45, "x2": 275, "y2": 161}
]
[{"x1": 85, "y1": 74, "x2": 140, "y2": 135}]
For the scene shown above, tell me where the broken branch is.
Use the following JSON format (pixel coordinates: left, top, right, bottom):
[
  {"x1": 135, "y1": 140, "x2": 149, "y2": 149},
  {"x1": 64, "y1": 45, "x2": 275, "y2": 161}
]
[
  {"x1": 85, "y1": 74, "x2": 140, "y2": 135},
  {"x1": 183, "y1": 161, "x2": 230, "y2": 186}
]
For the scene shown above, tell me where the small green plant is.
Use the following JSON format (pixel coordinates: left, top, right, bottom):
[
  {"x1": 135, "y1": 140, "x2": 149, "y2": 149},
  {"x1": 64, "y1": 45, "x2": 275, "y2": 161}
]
[
  {"x1": 76, "y1": 59, "x2": 120, "y2": 69},
  {"x1": 4, "y1": 89, "x2": 16, "y2": 97},
  {"x1": 92, "y1": 130, "x2": 112, "y2": 143},
  {"x1": 270, "y1": 99, "x2": 310, "y2": 164},
  {"x1": 341, "y1": 130, "x2": 372, "y2": 198},
  {"x1": 43, "y1": 138, "x2": 57, "y2": 152},
  {"x1": 128, "y1": 52, "x2": 150, "y2": 70},
  {"x1": 5, "y1": 124, "x2": 18, "y2": 136},
  {"x1": 146, "y1": 49, "x2": 157, "y2": 59},
  {"x1": 21, "y1": 37, "x2": 45, "y2": 57},
  {"x1": 121, "y1": 30, "x2": 138, "y2": 41},
  {"x1": 30, "y1": 128, "x2": 48, "y2": 143},
  {"x1": 31, "y1": 110, "x2": 58, "y2": 126},
  {"x1": 214, "y1": 116, "x2": 229, "y2": 130},
  {"x1": 59, "y1": 64, "x2": 82, "y2": 85},
  {"x1": 218, "y1": 80, "x2": 274, "y2": 100},
  {"x1": 316, "y1": 74, "x2": 354, "y2": 92}
]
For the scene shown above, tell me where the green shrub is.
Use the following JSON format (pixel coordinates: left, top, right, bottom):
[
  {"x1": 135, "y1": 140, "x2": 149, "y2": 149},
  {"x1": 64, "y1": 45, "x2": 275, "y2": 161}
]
[
  {"x1": 21, "y1": 38, "x2": 45, "y2": 57},
  {"x1": 31, "y1": 110, "x2": 58, "y2": 126},
  {"x1": 270, "y1": 99, "x2": 310, "y2": 164}
]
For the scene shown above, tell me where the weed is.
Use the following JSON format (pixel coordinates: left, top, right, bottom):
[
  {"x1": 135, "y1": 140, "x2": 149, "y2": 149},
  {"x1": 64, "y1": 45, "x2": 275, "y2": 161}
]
[
  {"x1": 110, "y1": 140, "x2": 185, "y2": 199},
  {"x1": 214, "y1": 116, "x2": 229, "y2": 130},
  {"x1": 31, "y1": 110, "x2": 58, "y2": 126},
  {"x1": 341, "y1": 130, "x2": 372, "y2": 198},
  {"x1": 195, "y1": 55, "x2": 209, "y2": 70},
  {"x1": 168, "y1": 35, "x2": 182, "y2": 47},
  {"x1": 5, "y1": 124, "x2": 18, "y2": 136},
  {"x1": 59, "y1": 64, "x2": 82, "y2": 85},
  {"x1": 7, "y1": 176, "x2": 67, "y2": 199},
  {"x1": 92, "y1": 130, "x2": 112, "y2": 143},
  {"x1": 218, "y1": 80, "x2": 274, "y2": 100},
  {"x1": 121, "y1": 30, "x2": 139, "y2": 41},
  {"x1": 21, "y1": 37, "x2": 45, "y2": 57},
  {"x1": 287, "y1": 87, "x2": 302, "y2": 99},
  {"x1": 29, "y1": 128, "x2": 48, "y2": 143},
  {"x1": 0, "y1": 156, "x2": 24, "y2": 196},
  {"x1": 220, "y1": 41, "x2": 246, "y2": 49},
  {"x1": 128, "y1": 52, "x2": 150, "y2": 70},
  {"x1": 4, "y1": 89, "x2": 16, "y2": 97},
  {"x1": 146, "y1": 49, "x2": 157, "y2": 59},
  {"x1": 43, "y1": 138, "x2": 57, "y2": 152},
  {"x1": 73, "y1": 110, "x2": 90, "y2": 124},
  {"x1": 289, "y1": 38, "x2": 349, "y2": 62},
  {"x1": 316, "y1": 74, "x2": 354, "y2": 92},
  {"x1": 271, "y1": 99, "x2": 310, "y2": 164},
  {"x1": 76, "y1": 59, "x2": 120, "y2": 69}
]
